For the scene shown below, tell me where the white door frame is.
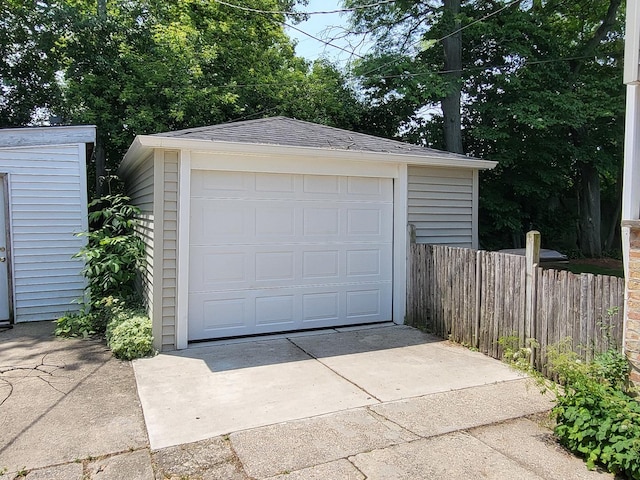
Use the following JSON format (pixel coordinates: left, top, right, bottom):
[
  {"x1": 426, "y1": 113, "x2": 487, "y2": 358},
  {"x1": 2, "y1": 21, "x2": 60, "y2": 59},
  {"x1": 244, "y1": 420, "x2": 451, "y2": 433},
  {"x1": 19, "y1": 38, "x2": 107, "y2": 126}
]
[
  {"x1": 0, "y1": 174, "x2": 14, "y2": 324},
  {"x1": 175, "y1": 154, "x2": 408, "y2": 349}
]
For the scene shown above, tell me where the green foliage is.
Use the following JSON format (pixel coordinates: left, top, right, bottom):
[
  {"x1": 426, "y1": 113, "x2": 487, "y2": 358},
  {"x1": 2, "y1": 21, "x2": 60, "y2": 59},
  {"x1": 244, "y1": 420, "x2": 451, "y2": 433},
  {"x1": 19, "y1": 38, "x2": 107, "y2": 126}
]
[
  {"x1": 0, "y1": 0, "x2": 62, "y2": 125},
  {"x1": 498, "y1": 332, "x2": 639, "y2": 477},
  {"x1": 56, "y1": 195, "x2": 153, "y2": 359},
  {"x1": 75, "y1": 195, "x2": 145, "y2": 300},
  {"x1": 346, "y1": 0, "x2": 625, "y2": 255},
  {"x1": 498, "y1": 335, "x2": 538, "y2": 374},
  {"x1": 106, "y1": 305, "x2": 154, "y2": 361},
  {"x1": 54, "y1": 310, "x2": 98, "y2": 338},
  {"x1": 55, "y1": 296, "x2": 154, "y2": 360},
  {"x1": 544, "y1": 341, "x2": 639, "y2": 477}
]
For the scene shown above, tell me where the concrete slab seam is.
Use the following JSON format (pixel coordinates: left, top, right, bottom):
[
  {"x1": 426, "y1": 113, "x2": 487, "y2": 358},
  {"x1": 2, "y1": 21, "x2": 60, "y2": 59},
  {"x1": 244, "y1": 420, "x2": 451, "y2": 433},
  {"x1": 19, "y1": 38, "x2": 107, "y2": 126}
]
[
  {"x1": 225, "y1": 434, "x2": 253, "y2": 479},
  {"x1": 2, "y1": 447, "x2": 152, "y2": 480},
  {"x1": 286, "y1": 337, "x2": 383, "y2": 403},
  {"x1": 364, "y1": 406, "x2": 422, "y2": 439},
  {"x1": 465, "y1": 421, "x2": 561, "y2": 479}
]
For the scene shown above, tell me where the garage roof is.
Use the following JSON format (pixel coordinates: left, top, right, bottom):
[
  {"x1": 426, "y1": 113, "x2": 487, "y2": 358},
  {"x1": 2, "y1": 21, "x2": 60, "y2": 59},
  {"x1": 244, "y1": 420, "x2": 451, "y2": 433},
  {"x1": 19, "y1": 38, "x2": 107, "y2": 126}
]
[
  {"x1": 156, "y1": 116, "x2": 466, "y2": 159},
  {"x1": 121, "y1": 116, "x2": 497, "y2": 173}
]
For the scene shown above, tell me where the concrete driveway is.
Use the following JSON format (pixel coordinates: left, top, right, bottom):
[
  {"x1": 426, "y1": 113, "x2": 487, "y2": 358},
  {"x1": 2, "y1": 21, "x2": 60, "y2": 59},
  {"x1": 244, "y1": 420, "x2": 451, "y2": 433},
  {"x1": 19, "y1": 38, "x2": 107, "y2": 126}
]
[
  {"x1": 1, "y1": 321, "x2": 616, "y2": 479},
  {"x1": 134, "y1": 324, "x2": 526, "y2": 449}
]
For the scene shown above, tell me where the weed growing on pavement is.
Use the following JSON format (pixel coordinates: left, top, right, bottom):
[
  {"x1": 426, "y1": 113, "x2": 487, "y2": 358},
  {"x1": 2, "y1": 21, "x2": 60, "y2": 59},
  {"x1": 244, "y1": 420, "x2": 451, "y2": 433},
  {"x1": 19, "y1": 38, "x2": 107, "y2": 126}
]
[{"x1": 499, "y1": 334, "x2": 639, "y2": 478}]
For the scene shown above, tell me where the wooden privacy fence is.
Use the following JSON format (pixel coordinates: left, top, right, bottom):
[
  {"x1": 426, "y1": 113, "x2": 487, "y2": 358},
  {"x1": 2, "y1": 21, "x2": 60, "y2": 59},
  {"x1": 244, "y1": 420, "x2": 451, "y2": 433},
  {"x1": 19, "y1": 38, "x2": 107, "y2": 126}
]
[{"x1": 407, "y1": 242, "x2": 625, "y2": 371}]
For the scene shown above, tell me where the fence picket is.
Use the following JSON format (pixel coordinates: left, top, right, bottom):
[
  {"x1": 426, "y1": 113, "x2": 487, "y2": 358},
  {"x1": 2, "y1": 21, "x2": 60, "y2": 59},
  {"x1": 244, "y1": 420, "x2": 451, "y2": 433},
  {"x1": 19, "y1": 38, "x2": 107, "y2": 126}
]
[{"x1": 406, "y1": 246, "x2": 625, "y2": 369}]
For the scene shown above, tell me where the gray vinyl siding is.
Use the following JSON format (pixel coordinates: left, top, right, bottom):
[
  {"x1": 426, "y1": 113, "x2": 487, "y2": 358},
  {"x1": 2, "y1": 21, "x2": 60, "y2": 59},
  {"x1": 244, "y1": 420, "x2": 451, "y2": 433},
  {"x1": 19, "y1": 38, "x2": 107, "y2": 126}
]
[
  {"x1": 408, "y1": 166, "x2": 474, "y2": 247},
  {"x1": 125, "y1": 153, "x2": 154, "y2": 322},
  {"x1": 0, "y1": 144, "x2": 88, "y2": 321},
  {"x1": 161, "y1": 151, "x2": 179, "y2": 350}
]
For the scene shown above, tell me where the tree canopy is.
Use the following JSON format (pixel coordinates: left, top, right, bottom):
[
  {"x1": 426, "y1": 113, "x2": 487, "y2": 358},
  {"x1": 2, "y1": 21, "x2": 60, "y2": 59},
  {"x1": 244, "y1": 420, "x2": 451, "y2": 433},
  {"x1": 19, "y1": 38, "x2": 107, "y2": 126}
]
[
  {"x1": 1, "y1": 0, "x2": 365, "y2": 194},
  {"x1": 344, "y1": 0, "x2": 625, "y2": 255}
]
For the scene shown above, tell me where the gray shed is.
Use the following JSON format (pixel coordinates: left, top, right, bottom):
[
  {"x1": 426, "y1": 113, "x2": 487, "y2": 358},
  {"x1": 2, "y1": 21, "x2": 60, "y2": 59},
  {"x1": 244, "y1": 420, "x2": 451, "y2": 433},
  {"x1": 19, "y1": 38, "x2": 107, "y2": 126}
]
[{"x1": 119, "y1": 117, "x2": 495, "y2": 351}]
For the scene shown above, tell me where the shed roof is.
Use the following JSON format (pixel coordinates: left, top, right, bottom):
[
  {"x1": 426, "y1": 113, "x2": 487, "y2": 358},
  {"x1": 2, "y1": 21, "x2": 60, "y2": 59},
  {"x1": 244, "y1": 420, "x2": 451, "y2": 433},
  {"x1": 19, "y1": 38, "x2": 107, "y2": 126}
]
[
  {"x1": 0, "y1": 125, "x2": 96, "y2": 148},
  {"x1": 155, "y1": 116, "x2": 470, "y2": 160}
]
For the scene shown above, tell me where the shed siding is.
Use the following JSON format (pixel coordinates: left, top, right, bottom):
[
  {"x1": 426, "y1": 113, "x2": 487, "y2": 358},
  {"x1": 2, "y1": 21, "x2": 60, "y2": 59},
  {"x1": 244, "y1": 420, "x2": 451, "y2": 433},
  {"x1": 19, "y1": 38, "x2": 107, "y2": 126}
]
[
  {"x1": 408, "y1": 166, "x2": 474, "y2": 247},
  {"x1": 126, "y1": 153, "x2": 154, "y2": 320},
  {"x1": 0, "y1": 144, "x2": 87, "y2": 321},
  {"x1": 161, "y1": 151, "x2": 179, "y2": 350}
]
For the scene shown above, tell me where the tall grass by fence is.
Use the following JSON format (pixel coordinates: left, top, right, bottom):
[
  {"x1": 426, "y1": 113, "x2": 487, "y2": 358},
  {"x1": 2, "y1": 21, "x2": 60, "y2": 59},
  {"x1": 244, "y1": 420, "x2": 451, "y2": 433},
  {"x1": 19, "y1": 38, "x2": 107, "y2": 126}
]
[{"x1": 407, "y1": 243, "x2": 625, "y2": 371}]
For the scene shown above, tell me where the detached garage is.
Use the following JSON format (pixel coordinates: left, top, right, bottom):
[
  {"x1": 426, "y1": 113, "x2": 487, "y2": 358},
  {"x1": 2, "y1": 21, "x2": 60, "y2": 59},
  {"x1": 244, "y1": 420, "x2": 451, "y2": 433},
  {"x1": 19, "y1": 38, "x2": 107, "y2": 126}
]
[
  {"x1": 119, "y1": 117, "x2": 495, "y2": 351},
  {"x1": 0, "y1": 125, "x2": 94, "y2": 326}
]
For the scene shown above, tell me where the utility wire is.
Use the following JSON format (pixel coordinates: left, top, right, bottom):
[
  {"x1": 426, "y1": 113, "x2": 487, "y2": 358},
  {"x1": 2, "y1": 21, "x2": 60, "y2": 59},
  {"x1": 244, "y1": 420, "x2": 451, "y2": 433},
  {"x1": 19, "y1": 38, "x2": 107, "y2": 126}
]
[
  {"x1": 204, "y1": 55, "x2": 597, "y2": 90},
  {"x1": 213, "y1": 0, "x2": 396, "y2": 16},
  {"x1": 357, "y1": 0, "x2": 523, "y2": 77},
  {"x1": 283, "y1": 20, "x2": 364, "y2": 59}
]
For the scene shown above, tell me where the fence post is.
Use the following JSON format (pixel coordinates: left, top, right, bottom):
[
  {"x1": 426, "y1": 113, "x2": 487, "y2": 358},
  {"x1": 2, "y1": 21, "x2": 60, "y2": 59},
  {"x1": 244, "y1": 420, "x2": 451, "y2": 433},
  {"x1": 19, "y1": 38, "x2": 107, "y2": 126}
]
[{"x1": 526, "y1": 231, "x2": 541, "y2": 367}]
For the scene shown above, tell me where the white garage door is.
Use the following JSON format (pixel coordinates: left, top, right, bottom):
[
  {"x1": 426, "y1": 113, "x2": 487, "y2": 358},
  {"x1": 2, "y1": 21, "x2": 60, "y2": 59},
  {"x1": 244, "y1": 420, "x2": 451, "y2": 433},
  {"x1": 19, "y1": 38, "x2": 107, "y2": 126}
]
[{"x1": 188, "y1": 171, "x2": 393, "y2": 341}]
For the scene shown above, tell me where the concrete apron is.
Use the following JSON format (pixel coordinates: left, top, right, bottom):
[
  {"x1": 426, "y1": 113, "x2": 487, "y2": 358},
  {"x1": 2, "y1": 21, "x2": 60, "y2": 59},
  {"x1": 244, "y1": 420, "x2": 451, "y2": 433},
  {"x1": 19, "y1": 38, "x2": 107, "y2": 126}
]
[{"x1": 133, "y1": 324, "x2": 525, "y2": 450}]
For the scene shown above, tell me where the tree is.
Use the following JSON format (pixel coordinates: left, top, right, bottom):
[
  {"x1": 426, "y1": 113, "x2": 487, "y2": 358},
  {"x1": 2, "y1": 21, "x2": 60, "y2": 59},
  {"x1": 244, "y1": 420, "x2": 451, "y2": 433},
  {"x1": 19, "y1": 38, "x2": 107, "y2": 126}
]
[
  {"x1": 344, "y1": 0, "x2": 625, "y2": 255},
  {"x1": 2, "y1": 0, "x2": 366, "y2": 196},
  {"x1": 0, "y1": 0, "x2": 62, "y2": 126}
]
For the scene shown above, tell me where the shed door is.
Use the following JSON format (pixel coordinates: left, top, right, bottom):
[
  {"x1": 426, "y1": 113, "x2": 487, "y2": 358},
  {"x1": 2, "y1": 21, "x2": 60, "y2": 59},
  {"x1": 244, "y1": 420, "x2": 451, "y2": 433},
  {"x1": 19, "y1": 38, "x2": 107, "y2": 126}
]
[{"x1": 188, "y1": 171, "x2": 393, "y2": 341}]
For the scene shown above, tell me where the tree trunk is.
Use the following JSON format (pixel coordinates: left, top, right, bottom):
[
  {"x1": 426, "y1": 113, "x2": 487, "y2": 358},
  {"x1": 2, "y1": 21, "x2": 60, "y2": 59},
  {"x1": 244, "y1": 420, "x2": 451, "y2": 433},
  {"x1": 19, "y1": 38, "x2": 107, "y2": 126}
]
[
  {"x1": 578, "y1": 164, "x2": 602, "y2": 257},
  {"x1": 441, "y1": 0, "x2": 463, "y2": 154},
  {"x1": 95, "y1": 140, "x2": 106, "y2": 198},
  {"x1": 604, "y1": 164, "x2": 623, "y2": 252}
]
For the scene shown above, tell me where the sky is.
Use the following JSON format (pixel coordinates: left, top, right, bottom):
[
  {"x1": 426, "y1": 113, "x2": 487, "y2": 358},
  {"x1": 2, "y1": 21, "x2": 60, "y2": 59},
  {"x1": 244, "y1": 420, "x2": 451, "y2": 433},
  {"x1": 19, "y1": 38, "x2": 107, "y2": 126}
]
[{"x1": 285, "y1": 0, "x2": 371, "y2": 65}]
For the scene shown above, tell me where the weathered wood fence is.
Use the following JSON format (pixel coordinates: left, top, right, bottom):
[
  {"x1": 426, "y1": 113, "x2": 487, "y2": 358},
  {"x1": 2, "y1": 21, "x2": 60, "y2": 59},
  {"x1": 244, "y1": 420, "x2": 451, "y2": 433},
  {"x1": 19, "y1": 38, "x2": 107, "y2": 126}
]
[{"x1": 407, "y1": 242, "x2": 625, "y2": 371}]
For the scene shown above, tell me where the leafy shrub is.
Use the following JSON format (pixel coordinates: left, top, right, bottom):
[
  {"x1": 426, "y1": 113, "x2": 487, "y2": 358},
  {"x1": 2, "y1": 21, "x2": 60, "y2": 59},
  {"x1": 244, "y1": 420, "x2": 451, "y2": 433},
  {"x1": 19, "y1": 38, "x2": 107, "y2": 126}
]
[
  {"x1": 54, "y1": 310, "x2": 98, "y2": 338},
  {"x1": 75, "y1": 195, "x2": 145, "y2": 300},
  {"x1": 55, "y1": 195, "x2": 154, "y2": 361},
  {"x1": 546, "y1": 343, "x2": 640, "y2": 478},
  {"x1": 55, "y1": 296, "x2": 154, "y2": 360},
  {"x1": 107, "y1": 313, "x2": 154, "y2": 360}
]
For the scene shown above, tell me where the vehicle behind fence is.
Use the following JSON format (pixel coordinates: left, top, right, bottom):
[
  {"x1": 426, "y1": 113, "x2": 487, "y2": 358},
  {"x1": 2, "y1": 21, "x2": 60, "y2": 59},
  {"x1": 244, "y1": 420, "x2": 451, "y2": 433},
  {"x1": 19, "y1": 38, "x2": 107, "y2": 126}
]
[{"x1": 406, "y1": 243, "x2": 625, "y2": 374}]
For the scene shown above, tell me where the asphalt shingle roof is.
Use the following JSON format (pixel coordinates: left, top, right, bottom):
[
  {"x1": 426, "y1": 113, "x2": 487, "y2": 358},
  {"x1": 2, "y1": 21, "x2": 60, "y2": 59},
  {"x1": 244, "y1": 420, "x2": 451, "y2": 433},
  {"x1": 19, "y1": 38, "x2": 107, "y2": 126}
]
[{"x1": 153, "y1": 116, "x2": 472, "y2": 161}]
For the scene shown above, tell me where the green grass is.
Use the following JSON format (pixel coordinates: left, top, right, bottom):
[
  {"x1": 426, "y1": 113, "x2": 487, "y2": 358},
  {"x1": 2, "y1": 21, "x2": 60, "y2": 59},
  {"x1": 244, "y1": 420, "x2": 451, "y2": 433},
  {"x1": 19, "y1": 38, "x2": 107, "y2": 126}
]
[
  {"x1": 564, "y1": 263, "x2": 624, "y2": 278},
  {"x1": 542, "y1": 263, "x2": 622, "y2": 278}
]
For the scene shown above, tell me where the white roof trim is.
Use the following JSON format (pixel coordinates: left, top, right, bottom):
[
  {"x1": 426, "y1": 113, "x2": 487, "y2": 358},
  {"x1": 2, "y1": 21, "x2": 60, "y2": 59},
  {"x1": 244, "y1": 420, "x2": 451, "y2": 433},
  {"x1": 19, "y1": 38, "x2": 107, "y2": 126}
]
[{"x1": 120, "y1": 134, "x2": 497, "y2": 175}]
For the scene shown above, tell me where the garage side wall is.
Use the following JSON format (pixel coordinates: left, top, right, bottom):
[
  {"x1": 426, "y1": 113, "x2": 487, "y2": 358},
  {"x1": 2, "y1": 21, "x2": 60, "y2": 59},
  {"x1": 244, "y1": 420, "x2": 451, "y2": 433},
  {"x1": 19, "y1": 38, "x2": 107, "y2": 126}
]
[
  {"x1": 0, "y1": 144, "x2": 87, "y2": 321},
  {"x1": 407, "y1": 166, "x2": 475, "y2": 247},
  {"x1": 160, "y1": 151, "x2": 179, "y2": 350},
  {"x1": 125, "y1": 153, "x2": 154, "y2": 320}
]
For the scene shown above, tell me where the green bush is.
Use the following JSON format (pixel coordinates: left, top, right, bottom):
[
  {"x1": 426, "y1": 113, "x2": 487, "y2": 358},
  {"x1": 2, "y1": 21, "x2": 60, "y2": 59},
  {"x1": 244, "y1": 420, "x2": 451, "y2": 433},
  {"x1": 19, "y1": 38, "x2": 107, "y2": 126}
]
[
  {"x1": 55, "y1": 296, "x2": 154, "y2": 360},
  {"x1": 55, "y1": 195, "x2": 154, "y2": 361},
  {"x1": 547, "y1": 344, "x2": 640, "y2": 478},
  {"x1": 107, "y1": 313, "x2": 154, "y2": 360},
  {"x1": 54, "y1": 310, "x2": 98, "y2": 338},
  {"x1": 76, "y1": 195, "x2": 145, "y2": 300}
]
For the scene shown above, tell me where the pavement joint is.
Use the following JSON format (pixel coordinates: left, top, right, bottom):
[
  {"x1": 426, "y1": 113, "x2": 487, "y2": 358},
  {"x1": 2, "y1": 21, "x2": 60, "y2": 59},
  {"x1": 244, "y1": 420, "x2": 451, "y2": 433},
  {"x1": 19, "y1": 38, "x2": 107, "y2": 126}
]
[
  {"x1": 363, "y1": 406, "x2": 419, "y2": 439},
  {"x1": 286, "y1": 337, "x2": 383, "y2": 403}
]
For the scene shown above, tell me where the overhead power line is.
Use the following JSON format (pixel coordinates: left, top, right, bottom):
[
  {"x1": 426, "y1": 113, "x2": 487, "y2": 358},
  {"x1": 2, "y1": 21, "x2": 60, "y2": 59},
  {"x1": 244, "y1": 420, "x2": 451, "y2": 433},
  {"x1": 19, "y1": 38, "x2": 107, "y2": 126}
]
[
  {"x1": 204, "y1": 55, "x2": 597, "y2": 90},
  {"x1": 213, "y1": 0, "x2": 396, "y2": 16},
  {"x1": 358, "y1": 0, "x2": 524, "y2": 77},
  {"x1": 283, "y1": 20, "x2": 364, "y2": 59}
]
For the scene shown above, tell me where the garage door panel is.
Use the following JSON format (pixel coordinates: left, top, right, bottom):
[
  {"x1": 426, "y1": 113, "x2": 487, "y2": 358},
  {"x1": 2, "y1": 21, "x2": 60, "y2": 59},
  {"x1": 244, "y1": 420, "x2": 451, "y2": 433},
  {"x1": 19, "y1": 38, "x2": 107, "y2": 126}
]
[
  {"x1": 255, "y1": 173, "x2": 296, "y2": 194},
  {"x1": 255, "y1": 295, "x2": 295, "y2": 326},
  {"x1": 189, "y1": 283, "x2": 392, "y2": 340},
  {"x1": 190, "y1": 244, "x2": 392, "y2": 291},
  {"x1": 188, "y1": 171, "x2": 393, "y2": 341},
  {"x1": 188, "y1": 295, "x2": 252, "y2": 340}
]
